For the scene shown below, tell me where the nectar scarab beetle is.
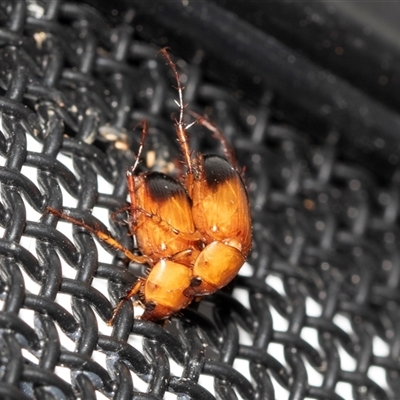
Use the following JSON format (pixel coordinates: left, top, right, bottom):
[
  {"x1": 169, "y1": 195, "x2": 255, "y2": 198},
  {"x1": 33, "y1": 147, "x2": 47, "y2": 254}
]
[
  {"x1": 48, "y1": 121, "x2": 201, "y2": 322},
  {"x1": 160, "y1": 48, "x2": 252, "y2": 298},
  {"x1": 48, "y1": 48, "x2": 252, "y2": 322}
]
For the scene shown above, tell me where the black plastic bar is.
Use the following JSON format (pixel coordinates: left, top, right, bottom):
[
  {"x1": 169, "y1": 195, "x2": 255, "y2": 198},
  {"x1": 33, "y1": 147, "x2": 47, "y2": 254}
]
[
  {"x1": 211, "y1": 1, "x2": 400, "y2": 114},
  {"x1": 128, "y1": 0, "x2": 400, "y2": 173}
]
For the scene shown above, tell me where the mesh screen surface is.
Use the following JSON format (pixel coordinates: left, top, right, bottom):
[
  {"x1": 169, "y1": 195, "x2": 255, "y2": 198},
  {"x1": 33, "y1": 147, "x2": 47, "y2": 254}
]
[{"x1": 0, "y1": 1, "x2": 399, "y2": 400}]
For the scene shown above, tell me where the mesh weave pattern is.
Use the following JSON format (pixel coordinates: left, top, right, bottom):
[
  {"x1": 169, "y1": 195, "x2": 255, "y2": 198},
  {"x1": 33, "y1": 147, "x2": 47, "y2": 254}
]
[{"x1": 0, "y1": 1, "x2": 399, "y2": 399}]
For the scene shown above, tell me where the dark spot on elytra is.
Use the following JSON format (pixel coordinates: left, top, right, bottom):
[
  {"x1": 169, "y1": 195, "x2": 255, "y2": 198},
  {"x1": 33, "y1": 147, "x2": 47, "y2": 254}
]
[
  {"x1": 146, "y1": 172, "x2": 189, "y2": 202},
  {"x1": 203, "y1": 155, "x2": 236, "y2": 187}
]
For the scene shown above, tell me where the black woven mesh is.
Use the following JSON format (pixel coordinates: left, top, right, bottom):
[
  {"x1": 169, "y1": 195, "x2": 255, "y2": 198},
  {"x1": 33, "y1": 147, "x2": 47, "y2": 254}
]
[{"x1": 0, "y1": 1, "x2": 399, "y2": 399}]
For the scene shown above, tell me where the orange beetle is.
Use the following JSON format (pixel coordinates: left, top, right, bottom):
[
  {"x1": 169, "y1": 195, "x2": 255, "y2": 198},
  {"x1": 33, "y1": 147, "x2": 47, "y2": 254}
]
[
  {"x1": 49, "y1": 48, "x2": 252, "y2": 322},
  {"x1": 184, "y1": 154, "x2": 252, "y2": 296},
  {"x1": 125, "y1": 164, "x2": 202, "y2": 321},
  {"x1": 48, "y1": 121, "x2": 202, "y2": 322},
  {"x1": 160, "y1": 48, "x2": 252, "y2": 298}
]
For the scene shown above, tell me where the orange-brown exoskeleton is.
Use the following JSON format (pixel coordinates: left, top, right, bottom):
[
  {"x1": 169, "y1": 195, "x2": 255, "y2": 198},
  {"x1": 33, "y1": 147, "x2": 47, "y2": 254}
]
[
  {"x1": 48, "y1": 121, "x2": 202, "y2": 322},
  {"x1": 125, "y1": 168, "x2": 202, "y2": 320},
  {"x1": 160, "y1": 48, "x2": 252, "y2": 298},
  {"x1": 50, "y1": 48, "x2": 252, "y2": 322},
  {"x1": 185, "y1": 154, "x2": 252, "y2": 296}
]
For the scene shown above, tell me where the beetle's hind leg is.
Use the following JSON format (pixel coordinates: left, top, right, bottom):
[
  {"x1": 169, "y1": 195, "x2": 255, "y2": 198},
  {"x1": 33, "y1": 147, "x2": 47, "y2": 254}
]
[{"x1": 47, "y1": 207, "x2": 152, "y2": 266}]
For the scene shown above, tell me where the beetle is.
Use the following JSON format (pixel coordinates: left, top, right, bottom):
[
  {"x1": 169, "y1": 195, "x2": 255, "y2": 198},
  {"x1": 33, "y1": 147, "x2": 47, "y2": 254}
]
[
  {"x1": 49, "y1": 48, "x2": 252, "y2": 322},
  {"x1": 48, "y1": 121, "x2": 202, "y2": 322},
  {"x1": 184, "y1": 154, "x2": 252, "y2": 296},
  {"x1": 47, "y1": 180, "x2": 200, "y2": 325},
  {"x1": 160, "y1": 48, "x2": 252, "y2": 298},
  {"x1": 124, "y1": 163, "x2": 202, "y2": 321}
]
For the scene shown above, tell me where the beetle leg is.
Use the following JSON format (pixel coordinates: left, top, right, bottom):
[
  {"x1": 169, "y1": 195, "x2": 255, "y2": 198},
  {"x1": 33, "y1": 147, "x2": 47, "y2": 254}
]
[
  {"x1": 108, "y1": 279, "x2": 144, "y2": 325},
  {"x1": 126, "y1": 170, "x2": 139, "y2": 232},
  {"x1": 131, "y1": 120, "x2": 149, "y2": 173},
  {"x1": 47, "y1": 207, "x2": 152, "y2": 266},
  {"x1": 126, "y1": 120, "x2": 148, "y2": 232},
  {"x1": 189, "y1": 110, "x2": 237, "y2": 169},
  {"x1": 170, "y1": 248, "x2": 193, "y2": 262},
  {"x1": 159, "y1": 48, "x2": 193, "y2": 176},
  {"x1": 110, "y1": 203, "x2": 131, "y2": 227},
  {"x1": 169, "y1": 248, "x2": 201, "y2": 267},
  {"x1": 132, "y1": 205, "x2": 203, "y2": 242}
]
